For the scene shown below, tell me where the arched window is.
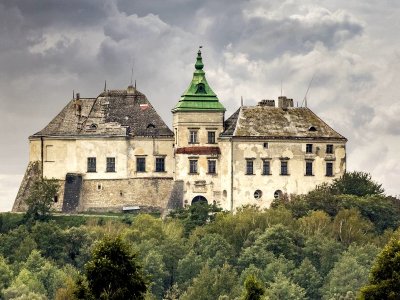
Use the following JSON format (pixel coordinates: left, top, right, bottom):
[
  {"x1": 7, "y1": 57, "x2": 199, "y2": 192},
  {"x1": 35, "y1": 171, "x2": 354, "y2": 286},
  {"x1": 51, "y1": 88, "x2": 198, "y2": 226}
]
[
  {"x1": 192, "y1": 195, "x2": 208, "y2": 205},
  {"x1": 147, "y1": 124, "x2": 156, "y2": 129},
  {"x1": 274, "y1": 190, "x2": 283, "y2": 199}
]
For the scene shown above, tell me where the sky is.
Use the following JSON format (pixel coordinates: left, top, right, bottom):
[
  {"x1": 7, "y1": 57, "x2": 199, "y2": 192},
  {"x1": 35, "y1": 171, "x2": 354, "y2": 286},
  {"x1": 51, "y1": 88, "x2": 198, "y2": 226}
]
[{"x1": 1, "y1": 0, "x2": 400, "y2": 211}]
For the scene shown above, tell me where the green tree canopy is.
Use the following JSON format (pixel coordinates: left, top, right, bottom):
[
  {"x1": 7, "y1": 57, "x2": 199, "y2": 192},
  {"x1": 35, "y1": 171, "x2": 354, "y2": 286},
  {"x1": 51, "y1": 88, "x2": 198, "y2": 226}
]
[
  {"x1": 83, "y1": 236, "x2": 147, "y2": 300},
  {"x1": 360, "y1": 238, "x2": 400, "y2": 299},
  {"x1": 331, "y1": 171, "x2": 384, "y2": 197},
  {"x1": 24, "y1": 179, "x2": 59, "y2": 222}
]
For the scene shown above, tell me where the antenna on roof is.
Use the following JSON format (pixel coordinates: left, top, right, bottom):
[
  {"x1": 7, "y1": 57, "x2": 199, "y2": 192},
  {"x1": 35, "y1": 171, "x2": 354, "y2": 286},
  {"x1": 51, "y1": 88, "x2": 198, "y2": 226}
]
[
  {"x1": 73, "y1": 90, "x2": 75, "y2": 100},
  {"x1": 280, "y1": 79, "x2": 283, "y2": 96},
  {"x1": 134, "y1": 80, "x2": 136, "y2": 90},
  {"x1": 130, "y1": 67, "x2": 133, "y2": 86},
  {"x1": 301, "y1": 74, "x2": 315, "y2": 108},
  {"x1": 104, "y1": 80, "x2": 107, "y2": 92}
]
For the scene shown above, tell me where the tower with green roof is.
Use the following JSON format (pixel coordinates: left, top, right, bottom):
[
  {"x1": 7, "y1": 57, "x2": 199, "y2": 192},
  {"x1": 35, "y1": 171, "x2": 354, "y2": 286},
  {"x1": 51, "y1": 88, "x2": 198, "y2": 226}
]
[
  {"x1": 173, "y1": 48, "x2": 226, "y2": 149},
  {"x1": 172, "y1": 48, "x2": 225, "y2": 112},
  {"x1": 172, "y1": 48, "x2": 226, "y2": 198}
]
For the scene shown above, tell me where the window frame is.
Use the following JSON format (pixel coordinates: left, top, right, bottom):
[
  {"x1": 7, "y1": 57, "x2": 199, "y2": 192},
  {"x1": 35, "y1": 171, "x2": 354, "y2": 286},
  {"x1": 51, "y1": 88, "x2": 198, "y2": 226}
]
[
  {"x1": 262, "y1": 160, "x2": 271, "y2": 175},
  {"x1": 280, "y1": 161, "x2": 288, "y2": 175},
  {"x1": 326, "y1": 144, "x2": 334, "y2": 154},
  {"x1": 87, "y1": 157, "x2": 96, "y2": 173},
  {"x1": 306, "y1": 144, "x2": 313, "y2": 154},
  {"x1": 207, "y1": 131, "x2": 216, "y2": 144},
  {"x1": 189, "y1": 130, "x2": 198, "y2": 144},
  {"x1": 305, "y1": 161, "x2": 313, "y2": 176},
  {"x1": 326, "y1": 162, "x2": 333, "y2": 177},
  {"x1": 246, "y1": 159, "x2": 254, "y2": 175},
  {"x1": 207, "y1": 160, "x2": 217, "y2": 174},
  {"x1": 155, "y1": 157, "x2": 165, "y2": 172},
  {"x1": 136, "y1": 157, "x2": 146, "y2": 172},
  {"x1": 189, "y1": 159, "x2": 198, "y2": 174},
  {"x1": 106, "y1": 157, "x2": 116, "y2": 172}
]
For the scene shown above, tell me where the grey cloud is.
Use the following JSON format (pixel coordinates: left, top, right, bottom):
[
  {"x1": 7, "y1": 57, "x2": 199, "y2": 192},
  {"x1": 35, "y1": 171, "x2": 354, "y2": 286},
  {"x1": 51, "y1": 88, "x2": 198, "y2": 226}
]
[{"x1": 1, "y1": 0, "x2": 110, "y2": 29}]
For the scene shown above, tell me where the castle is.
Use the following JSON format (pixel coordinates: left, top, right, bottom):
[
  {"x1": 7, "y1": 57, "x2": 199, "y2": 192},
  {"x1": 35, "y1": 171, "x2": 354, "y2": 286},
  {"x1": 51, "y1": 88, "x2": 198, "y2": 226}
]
[{"x1": 13, "y1": 50, "x2": 347, "y2": 213}]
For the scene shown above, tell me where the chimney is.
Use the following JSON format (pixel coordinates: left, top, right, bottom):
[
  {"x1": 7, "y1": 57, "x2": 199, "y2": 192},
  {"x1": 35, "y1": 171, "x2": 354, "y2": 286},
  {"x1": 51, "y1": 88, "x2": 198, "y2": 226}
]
[
  {"x1": 258, "y1": 99, "x2": 275, "y2": 107},
  {"x1": 74, "y1": 92, "x2": 82, "y2": 117},
  {"x1": 278, "y1": 96, "x2": 294, "y2": 110}
]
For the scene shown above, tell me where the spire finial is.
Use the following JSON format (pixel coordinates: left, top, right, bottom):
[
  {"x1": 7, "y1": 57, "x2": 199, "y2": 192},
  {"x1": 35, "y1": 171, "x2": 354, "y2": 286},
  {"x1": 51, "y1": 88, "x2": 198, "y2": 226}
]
[
  {"x1": 73, "y1": 90, "x2": 75, "y2": 100},
  {"x1": 195, "y1": 46, "x2": 204, "y2": 70},
  {"x1": 104, "y1": 80, "x2": 107, "y2": 92}
]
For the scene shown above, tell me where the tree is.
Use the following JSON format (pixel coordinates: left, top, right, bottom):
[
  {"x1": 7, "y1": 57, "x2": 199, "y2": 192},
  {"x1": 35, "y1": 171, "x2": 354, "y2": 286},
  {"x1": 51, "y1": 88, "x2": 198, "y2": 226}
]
[
  {"x1": 0, "y1": 256, "x2": 13, "y2": 295},
  {"x1": 332, "y1": 208, "x2": 374, "y2": 245},
  {"x1": 322, "y1": 249, "x2": 374, "y2": 300},
  {"x1": 24, "y1": 179, "x2": 59, "y2": 221},
  {"x1": 331, "y1": 171, "x2": 384, "y2": 197},
  {"x1": 264, "y1": 273, "x2": 307, "y2": 300},
  {"x1": 360, "y1": 238, "x2": 400, "y2": 299},
  {"x1": 83, "y1": 236, "x2": 147, "y2": 300},
  {"x1": 298, "y1": 210, "x2": 332, "y2": 236},
  {"x1": 292, "y1": 258, "x2": 323, "y2": 299},
  {"x1": 254, "y1": 224, "x2": 304, "y2": 263},
  {"x1": 242, "y1": 274, "x2": 264, "y2": 300},
  {"x1": 180, "y1": 264, "x2": 240, "y2": 300}
]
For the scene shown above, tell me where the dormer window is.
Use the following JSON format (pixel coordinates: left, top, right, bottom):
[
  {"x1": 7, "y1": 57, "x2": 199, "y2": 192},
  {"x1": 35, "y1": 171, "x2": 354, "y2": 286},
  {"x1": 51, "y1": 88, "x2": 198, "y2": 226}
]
[
  {"x1": 195, "y1": 83, "x2": 206, "y2": 94},
  {"x1": 308, "y1": 126, "x2": 317, "y2": 132},
  {"x1": 90, "y1": 123, "x2": 97, "y2": 130},
  {"x1": 147, "y1": 124, "x2": 156, "y2": 129}
]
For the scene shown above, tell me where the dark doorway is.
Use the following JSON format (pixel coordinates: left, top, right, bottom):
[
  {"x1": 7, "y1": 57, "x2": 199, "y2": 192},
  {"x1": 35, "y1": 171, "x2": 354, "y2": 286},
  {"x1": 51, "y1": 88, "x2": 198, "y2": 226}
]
[{"x1": 191, "y1": 195, "x2": 208, "y2": 205}]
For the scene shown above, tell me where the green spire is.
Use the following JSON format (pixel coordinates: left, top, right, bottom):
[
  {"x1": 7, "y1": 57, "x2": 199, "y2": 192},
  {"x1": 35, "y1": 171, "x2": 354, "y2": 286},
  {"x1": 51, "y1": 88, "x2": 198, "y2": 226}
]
[{"x1": 172, "y1": 48, "x2": 225, "y2": 112}]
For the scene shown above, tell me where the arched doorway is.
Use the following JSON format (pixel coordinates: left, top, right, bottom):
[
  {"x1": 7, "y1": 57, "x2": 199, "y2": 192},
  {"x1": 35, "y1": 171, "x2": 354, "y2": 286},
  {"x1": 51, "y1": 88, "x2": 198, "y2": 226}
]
[{"x1": 191, "y1": 195, "x2": 208, "y2": 205}]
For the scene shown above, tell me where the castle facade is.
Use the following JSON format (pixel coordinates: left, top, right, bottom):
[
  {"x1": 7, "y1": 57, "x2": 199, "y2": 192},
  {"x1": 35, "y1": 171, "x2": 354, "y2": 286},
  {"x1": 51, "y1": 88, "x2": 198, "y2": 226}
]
[{"x1": 13, "y1": 50, "x2": 347, "y2": 213}]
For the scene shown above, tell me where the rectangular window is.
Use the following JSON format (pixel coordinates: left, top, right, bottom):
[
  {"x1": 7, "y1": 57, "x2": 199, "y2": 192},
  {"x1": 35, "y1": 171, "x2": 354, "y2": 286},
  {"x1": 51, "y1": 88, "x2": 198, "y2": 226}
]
[
  {"x1": 189, "y1": 131, "x2": 198, "y2": 144},
  {"x1": 189, "y1": 160, "x2": 198, "y2": 174},
  {"x1": 305, "y1": 161, "x2": 313, "y2": 176},
  {"x1": 281, "y1": 161, "x2": 288, "y2": 175},
  {"x1": 326, "y1": 162, "x2": 333, "y2": 176},
  {"x1": 306, "y1": 144, "x2": 313, "y2": 153},
  {"x1": 87, "y1": 157, "x2": 96, "y2": 172},
  {"x1": 262, "y1": 160, "x2": 270, "y2": 175},
  {"x1": 326, "y1": 144, "x2": 333, "y2": 154},
  {"x1": 246, "y1": 160, "x2": 254, "y2": 175},
  {"x1": 263, "y1": 142, "x2": 269, "y2": 149},
  {"x1": 208, "y1": 131, "x2": 216, "y2": 144},
  {"x1": 136, "y1": 157, "x2": 146, "y2": 172},
  {"x1": 106, "y1": 157, "x2": 115, "y2": 172},
  {"x1": 156, "y1": 157, "x2": 165, "y2": 172},
  {"x1": 208, "y1": 160, "x2": 216, "y2": 174}
]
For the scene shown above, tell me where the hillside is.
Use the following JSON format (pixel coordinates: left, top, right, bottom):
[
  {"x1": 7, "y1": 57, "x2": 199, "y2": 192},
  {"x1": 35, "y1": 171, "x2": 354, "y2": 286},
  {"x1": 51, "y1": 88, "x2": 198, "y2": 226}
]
[{"x1": 0, "y1": 172, "x2": 399, "y2": 299}]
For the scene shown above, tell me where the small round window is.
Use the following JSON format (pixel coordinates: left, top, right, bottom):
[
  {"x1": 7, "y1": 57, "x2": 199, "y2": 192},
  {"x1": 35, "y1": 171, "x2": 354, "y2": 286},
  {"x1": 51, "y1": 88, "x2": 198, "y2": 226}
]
[
  {"x1": 274, "y1": 190, "x2": 283, "y2": 199},
  {"x1": 254, "y1": 190, "x2": 262, "y2": 199}
]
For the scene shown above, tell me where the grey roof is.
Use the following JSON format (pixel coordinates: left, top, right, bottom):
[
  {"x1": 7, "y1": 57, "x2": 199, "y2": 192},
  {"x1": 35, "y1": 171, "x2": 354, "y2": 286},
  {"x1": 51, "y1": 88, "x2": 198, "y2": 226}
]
[
  {"x1": 222, "y1": 106, "x2": 346, "y2": 141},
  {"x1": 32, "y1": 87, "x2": 174, "y2": 138}
]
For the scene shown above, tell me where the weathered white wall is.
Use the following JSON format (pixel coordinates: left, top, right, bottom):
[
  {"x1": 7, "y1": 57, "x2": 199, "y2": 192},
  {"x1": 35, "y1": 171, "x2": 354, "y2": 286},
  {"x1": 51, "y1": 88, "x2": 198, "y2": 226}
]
[
  {"x1": 29, "y1": 137, "x2": 174, "y2": 181},
  {"x1": 219, "y1": 139, "x2": 346, "y2": 210},
  {"x1": 172, "y1": 111, "x2": 224, "y2": 147}
]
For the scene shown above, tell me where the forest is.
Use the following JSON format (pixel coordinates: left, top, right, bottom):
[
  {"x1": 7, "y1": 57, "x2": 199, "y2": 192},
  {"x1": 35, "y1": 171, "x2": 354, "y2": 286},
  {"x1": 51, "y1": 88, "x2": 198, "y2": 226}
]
[{"x1": 0, "y1": 172, "x2": 399, "y2": 300}]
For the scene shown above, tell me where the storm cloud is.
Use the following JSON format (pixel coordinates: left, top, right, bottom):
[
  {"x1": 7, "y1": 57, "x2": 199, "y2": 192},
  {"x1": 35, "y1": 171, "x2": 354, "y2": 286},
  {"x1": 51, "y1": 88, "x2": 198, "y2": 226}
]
[{"x1": 1, "y1": 0, "x2": 399, "y2": 211}]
